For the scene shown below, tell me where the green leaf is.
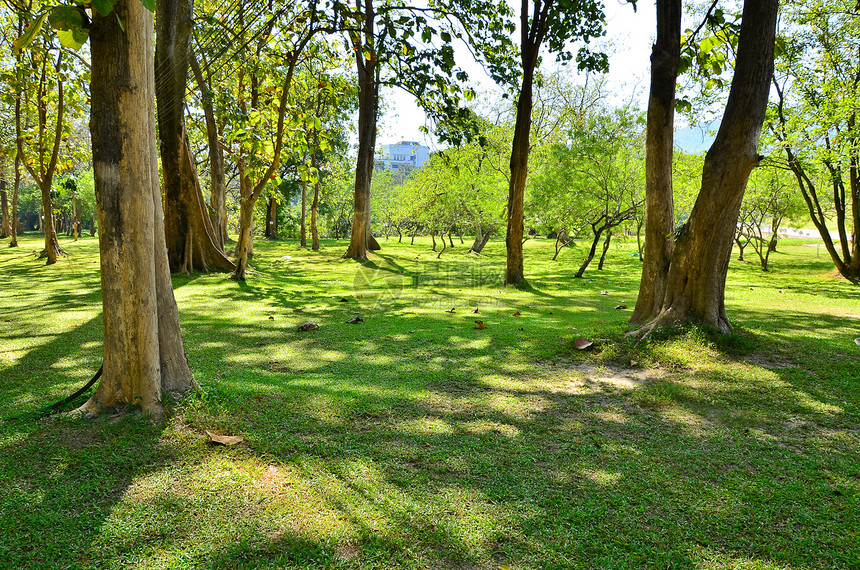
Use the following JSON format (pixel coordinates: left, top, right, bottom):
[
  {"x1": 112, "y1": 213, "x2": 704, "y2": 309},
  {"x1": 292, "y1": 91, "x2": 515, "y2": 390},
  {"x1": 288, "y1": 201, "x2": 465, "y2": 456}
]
[
  {"x1": 139, "y1": 0, "x2": 155, "y2": 13},
  {"x1": 13, "y1": 12, "x2": 48, "y2": 51},
  {"x1": 92, "y1": 0, "x2": 119, "y2": 17},
  {"x1": 56, "y1": 27, "x2": 88, "y2": 50},
  {"x1": 48, "y1": 5, "x2": 82, "y2": 31}
]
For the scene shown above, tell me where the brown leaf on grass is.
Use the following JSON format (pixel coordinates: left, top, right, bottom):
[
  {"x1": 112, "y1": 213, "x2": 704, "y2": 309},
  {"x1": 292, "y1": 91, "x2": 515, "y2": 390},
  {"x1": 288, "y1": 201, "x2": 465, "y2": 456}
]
[
  {"x1": 615, "y1": 305, "x2": 627, "y2": 310},
  {"x1": 445, "y1": 307, "x2": 456, "y2": 313},
  {"x1": 473, "y1": 307, "x2": 479, "y2": 313},
  {"x1": 339, "y1": 298, "x2": 349, "y2": 302},
  {"x1": 512, "y1": 311, "x2": 521, "y2": 316},
  {"x1": 347, "y1": 316, "x2": 363, "y2": 324},
  {"x1": 600, "y1": 290, "x2": 609, "y2": 295},
  {"x1": 298, "y1": 322, "x2": 319, "y2": 331},
  {"x1": 268, "y1": 316, "x2": 275, "y2": 320},
  {"x1": 205, "y1": 430, "x2": 244, "y2": 446},
  {"x1": 474, "y1": 320, "x2": 487, "y2": 330},
  {"x1": 573, "y1": 337, "x2": 593, "y2": 350}
]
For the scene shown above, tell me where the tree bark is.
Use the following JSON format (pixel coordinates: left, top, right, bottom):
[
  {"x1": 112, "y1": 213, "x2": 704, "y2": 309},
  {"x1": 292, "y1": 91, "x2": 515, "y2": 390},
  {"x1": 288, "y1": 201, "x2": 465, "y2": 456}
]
[
  {"x1": 344, "y1": 4, "x2": 380, "y2": 260},
  {"x1": 300, "y1": 176, "x2": 307, "y2": 247},
  {"x1": 469, "y1": 224, "x2": 492, "y2": 254},
  {"x1": 575, "y1": 225, "x2": 605, "y2": 278},
  {"x1": 505, "y1": 60, "x2": 535, "y2": 285},
  {"x1": 637, "y1": 0, "x2": 779, "y2": 334},
  {"x1": 597, "y1": 229, "x2": 612, "y2": 270},
  {"x1": 190, "y1": 51, "x2": 228, "y2": 248},
  {"x1": 80, "y1": 0, "x2": 195, "y2": 417},
  {"x1": 0, "y1": 180, "x2": 10, "y2": 238},
  {"x1": 156, "y1": 0, "x2": 234, "y2": 274},
  {"x1": 630, "y1": 0, "x2": 681, "y2": 323},
  {"x1": 265, "y1": 196, "x2": 278, "y2": 239}
]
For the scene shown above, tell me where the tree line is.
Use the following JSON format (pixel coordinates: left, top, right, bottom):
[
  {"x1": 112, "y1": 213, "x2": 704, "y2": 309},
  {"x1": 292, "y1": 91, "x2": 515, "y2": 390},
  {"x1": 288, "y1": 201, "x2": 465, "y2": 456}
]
[{"x1": 0, "y1": 0, "x2": 855, "y2": 416}]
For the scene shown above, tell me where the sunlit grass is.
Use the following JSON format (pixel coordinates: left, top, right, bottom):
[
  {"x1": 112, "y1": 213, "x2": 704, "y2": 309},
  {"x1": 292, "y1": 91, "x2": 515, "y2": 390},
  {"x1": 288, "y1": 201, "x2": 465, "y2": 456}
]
[{"x1": 0, "y1": 231, "x2": 858, "y2": 568}]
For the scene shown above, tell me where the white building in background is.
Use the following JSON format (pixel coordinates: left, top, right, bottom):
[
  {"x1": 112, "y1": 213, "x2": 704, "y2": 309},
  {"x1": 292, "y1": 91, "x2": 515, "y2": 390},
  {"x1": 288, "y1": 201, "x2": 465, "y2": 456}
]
[{"x1": 375, "y1": 140, "x2": 430, "y2": 170}]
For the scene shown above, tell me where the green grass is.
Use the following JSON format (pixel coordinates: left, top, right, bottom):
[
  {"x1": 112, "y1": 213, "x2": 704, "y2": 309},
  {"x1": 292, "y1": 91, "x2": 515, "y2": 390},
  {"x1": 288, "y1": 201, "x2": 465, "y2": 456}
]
[{"x1": 1, "y1": 232, "x2": 858, "y2": 569}]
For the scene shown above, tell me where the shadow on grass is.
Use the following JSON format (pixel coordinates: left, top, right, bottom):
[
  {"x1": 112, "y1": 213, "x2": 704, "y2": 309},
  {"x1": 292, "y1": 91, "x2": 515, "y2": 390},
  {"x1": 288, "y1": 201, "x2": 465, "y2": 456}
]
[{"x1": 0, "y1": 238, "x2": 857, "y2": 568}]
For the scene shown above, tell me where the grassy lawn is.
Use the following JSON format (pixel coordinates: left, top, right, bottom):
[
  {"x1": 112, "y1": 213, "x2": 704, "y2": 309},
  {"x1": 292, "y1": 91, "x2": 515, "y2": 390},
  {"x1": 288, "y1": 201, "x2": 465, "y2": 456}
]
[{"x1": 1, "y1": 232, "x2": 858, "y2": 569}]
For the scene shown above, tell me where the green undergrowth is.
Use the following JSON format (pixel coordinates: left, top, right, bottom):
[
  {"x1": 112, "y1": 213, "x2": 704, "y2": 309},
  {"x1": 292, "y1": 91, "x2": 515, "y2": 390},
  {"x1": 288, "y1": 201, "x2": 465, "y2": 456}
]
[{"x1": 0, "y1": 232, "x2": 858, "y2": 569}]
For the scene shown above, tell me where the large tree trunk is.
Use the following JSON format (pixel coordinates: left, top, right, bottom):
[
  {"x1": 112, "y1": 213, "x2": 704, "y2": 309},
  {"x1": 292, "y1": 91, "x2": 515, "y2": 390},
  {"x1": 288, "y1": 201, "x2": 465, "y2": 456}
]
[
  {"x1": 0, "y1": 180, "x2": 11, "y2": 238},
  {"x1": 505, "y1": 60, "x2": 535, "y2": 285},
  {"x1": 630, "y1": 0, "x2": 681, "y2": 323},
  {"x1": 156, "y1": 0, "x2": 234, "y2": 274},
  {"x1": 637, "y1": 0, "x2": 779, "y2": 334},
  {"x1": 190, "y1": 51, "x2": 228, "y2": 248},
  {"x1": 344, "y1": 8, "x2": 380, "y2": 261},
  {"x1": 81, "y1": 0, "x2": 195, "y2": 418}
]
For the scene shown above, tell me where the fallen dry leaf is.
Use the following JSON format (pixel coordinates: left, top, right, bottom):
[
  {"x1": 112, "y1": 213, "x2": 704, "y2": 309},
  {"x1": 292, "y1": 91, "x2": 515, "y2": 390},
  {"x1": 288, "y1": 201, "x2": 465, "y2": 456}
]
[
  {"x1": 474, "y1": 320, "x2": 487, "y2": 330},
  {"x1": 339, "y1": 298, "x2": 349, "y2": 302},
  {"x1": 298, "y1": 322, "x2": 319, "y2": 331},
  {"x1": 512, "y1": 311, "x2": 521, "y2": 316},
  {"x1": 445, "y1": 307, "x2": 456, "y2": 313},
  {"x1": 615, "y1": 305, "x2": 627, "y2": 310},
  {"x1": 573, "y1": 337, "x2": 593, "y2": 350},
  {"x1": 205, "y1": 430, "x2": 244, "y2": 446},
  {"x1": 347, "y1": 316, "x2": 363, "y2": 324},
  {"x1": 268, "y1": 316, "x2": 274, "y2": 320},
  {"x1": 473, "y1": 307, "x2": 479, "y2": 314},
  {"x1": 600, "y1": 290, "x2": 609, "y2": 295}
]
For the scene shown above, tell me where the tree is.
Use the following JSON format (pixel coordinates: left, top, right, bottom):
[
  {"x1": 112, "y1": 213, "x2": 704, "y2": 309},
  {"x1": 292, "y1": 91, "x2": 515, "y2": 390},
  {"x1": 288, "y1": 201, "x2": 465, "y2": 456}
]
[
  {"x1": 533, "y1": 109, "x2": 644, "y2": 277},
  {"x1": 737, "y1": 165, "x2": 804, "y2": 271},
  {"x1": 156, "y1": 0, "x2": 234, "y2": 274},
  {"x1": 339, "y1": 0, "x2": 513, "y2": 260},
  {"x1": 14, "y1": 31, "x2": 68, "y2": 264},
  {"x1": 632, "y1": 0, "x2": 780, "y2": 334},
  {"x1": 59, "y1": 0, "x2": 195, "y2": 415},
  {"x1": 629, "y1": 0, "x2": 681, "y2": 322},
  {"x1": 768, "y1": 0, "x2": 859, "y2": 282},
  {"x1": 495, "y1": 0, "x2": 609, "y2": 285}
]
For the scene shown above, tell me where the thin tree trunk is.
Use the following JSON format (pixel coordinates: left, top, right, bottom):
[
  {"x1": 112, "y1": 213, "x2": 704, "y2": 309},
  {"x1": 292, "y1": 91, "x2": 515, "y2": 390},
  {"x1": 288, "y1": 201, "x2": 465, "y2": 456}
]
[
  {"x1": 81, "y1": 0, "x2": 195, "y2": 417},
  {"x1": 265, "y1": 196, "x2": 278, "y2": 239},
  {"x1": 631, "y1": 0, "x2": 681, "y2": 323},
  {"x1": 575, "y1": 226, "x2": 605, "y2": 278},
  {"x1": 71, "y1": 189, "x2": 78, "y2": 240},
  {"x1": 637, "y1": 0, "x2": 779, "y2": 334},
  {"x1": 0, "y1": 180, "x2": 10, "y2": 238},
  {"x1": 597, "y1": 230, "x2": 612, "y2": 270},
  {"x1": 300, "y1": 178, "x2": 307, "y2": 247}
]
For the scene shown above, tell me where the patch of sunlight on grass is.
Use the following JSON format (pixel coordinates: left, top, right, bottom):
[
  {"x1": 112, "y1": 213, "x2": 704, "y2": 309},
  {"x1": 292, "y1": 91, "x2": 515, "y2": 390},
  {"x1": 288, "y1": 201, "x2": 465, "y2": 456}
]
[
  {"x1": 486, "y1": 392, "x2": 549, "y2": 420},
  {"x1": 592, "y1": 409, "x2": 629, "y2": 424},
  {"x1": 398, "y1": 417, "x2": 455, "y2": 436},
  {"x1": 692, "y1": 547, "x2": 802, "y2": 569},
  {"x1": 461, "y1": 420, "x2": 520, "y2": 438},
  {"x1": 789, "y1": 390, "x2": 843, "y2": 415},
  {"x1": 580, "y1": 468, "x2": 622, "y2": 486}
]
